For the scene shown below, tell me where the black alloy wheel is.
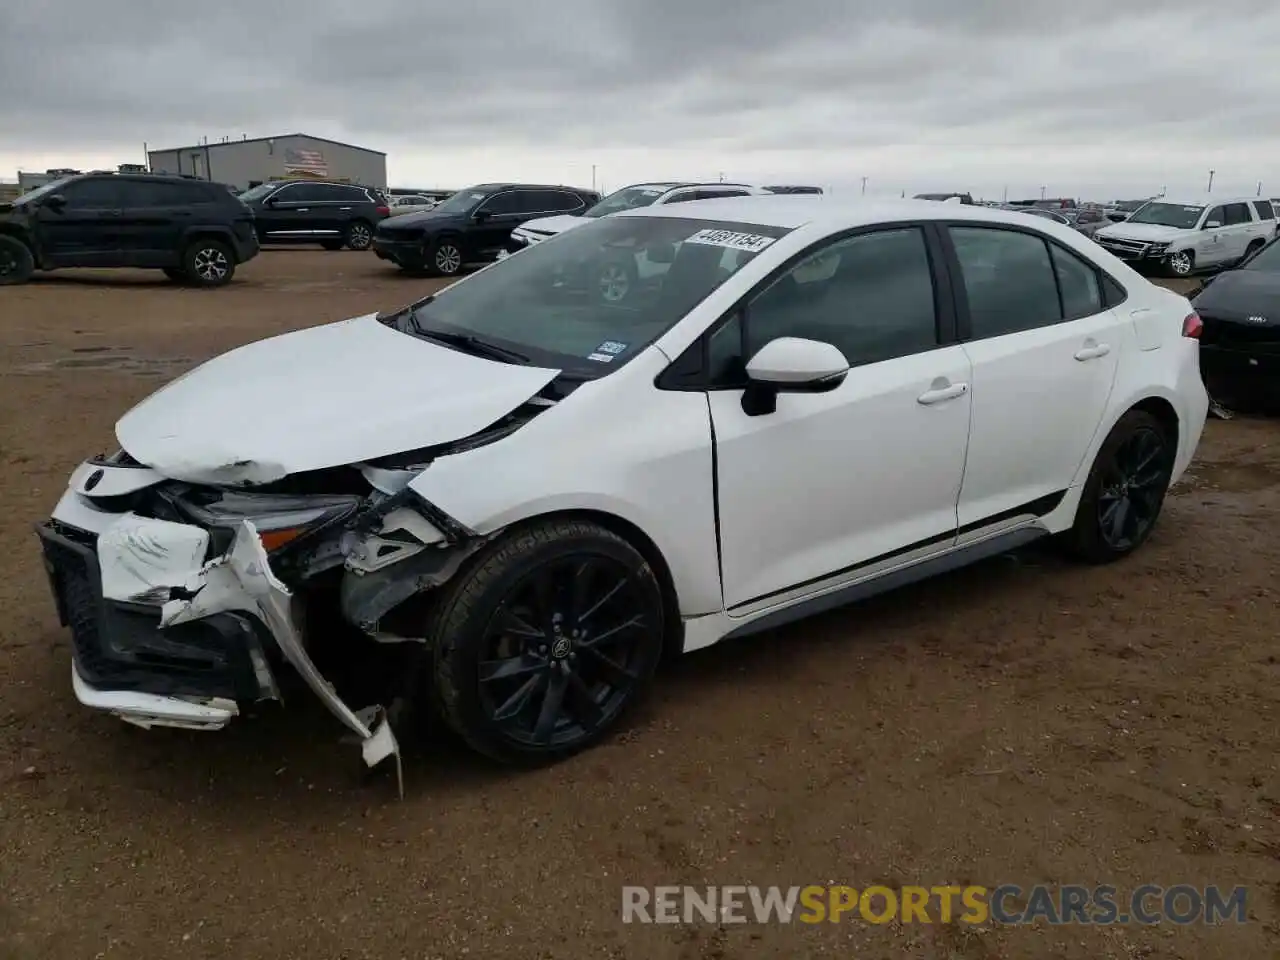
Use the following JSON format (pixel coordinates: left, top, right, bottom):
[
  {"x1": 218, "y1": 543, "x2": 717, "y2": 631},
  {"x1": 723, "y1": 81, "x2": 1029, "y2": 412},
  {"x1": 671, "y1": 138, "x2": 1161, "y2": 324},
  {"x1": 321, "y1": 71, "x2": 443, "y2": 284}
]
[
  {"x1": 430, "y1": 519, "x2": 665, "y2": 764},
  {"x1": 0, "y1": 235, "x2": 35, "y2": 285},
  {"x1": 1064, "y1": 409, "x2": 1173, "y2": 562}
]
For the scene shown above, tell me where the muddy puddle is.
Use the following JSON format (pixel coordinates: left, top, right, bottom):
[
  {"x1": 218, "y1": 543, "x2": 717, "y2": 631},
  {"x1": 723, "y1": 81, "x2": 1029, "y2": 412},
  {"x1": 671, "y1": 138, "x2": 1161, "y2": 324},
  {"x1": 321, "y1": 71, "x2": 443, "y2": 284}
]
[{"x1": 11, "y1": 345, "x2": 193, "y2": 378}]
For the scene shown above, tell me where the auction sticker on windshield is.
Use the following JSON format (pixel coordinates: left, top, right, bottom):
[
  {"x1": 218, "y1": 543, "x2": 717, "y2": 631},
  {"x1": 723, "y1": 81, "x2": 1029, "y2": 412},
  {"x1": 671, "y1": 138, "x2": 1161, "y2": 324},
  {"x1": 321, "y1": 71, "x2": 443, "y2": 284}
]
[{"x1": 685, "y1": 229, "x2": 777, "y2": 253}]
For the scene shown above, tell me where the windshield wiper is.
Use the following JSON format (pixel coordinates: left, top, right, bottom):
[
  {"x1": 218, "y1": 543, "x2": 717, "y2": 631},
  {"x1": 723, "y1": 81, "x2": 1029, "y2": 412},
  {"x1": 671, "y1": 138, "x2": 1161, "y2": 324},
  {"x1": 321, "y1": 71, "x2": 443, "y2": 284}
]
[{"x1": 411, "y1": 324, "x2": 531, "y2": 364}]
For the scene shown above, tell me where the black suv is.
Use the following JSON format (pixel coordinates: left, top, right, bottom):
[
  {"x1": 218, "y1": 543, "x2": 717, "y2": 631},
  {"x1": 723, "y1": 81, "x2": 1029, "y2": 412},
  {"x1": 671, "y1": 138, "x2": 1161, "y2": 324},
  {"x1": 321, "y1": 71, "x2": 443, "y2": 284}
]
[
  {"x1": 0, "y1": 173, "x2": 259, "y2": 287},
  {"x1": 372, "y1": 182, "x2": 600, "y2": 276},
  {"x1": 237, "y1": 180, "x2": 390, "y2": 251}
]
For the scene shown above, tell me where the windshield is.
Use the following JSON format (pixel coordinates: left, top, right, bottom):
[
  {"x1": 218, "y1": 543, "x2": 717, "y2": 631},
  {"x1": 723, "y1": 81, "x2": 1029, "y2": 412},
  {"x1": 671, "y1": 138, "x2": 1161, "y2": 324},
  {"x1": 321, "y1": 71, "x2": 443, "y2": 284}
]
[
  {"x1": 14, "y1": 177, "x2": 73, "y2": 204},
  {"x1": 387, "y1": 215, "x2": 791, "y2": 376},
  {"x1": 1126, "y1": 202, "x2": 1204, "y2": 229},
  {"x1": 430, "y1": 189, "x2": 489, "y2": 215},
  {"x1": 584, "y1": 184, "x2": 680, "y2": 218},
  {"x1": 238, "y1": 183, "x2": 282, "y2": 203}
]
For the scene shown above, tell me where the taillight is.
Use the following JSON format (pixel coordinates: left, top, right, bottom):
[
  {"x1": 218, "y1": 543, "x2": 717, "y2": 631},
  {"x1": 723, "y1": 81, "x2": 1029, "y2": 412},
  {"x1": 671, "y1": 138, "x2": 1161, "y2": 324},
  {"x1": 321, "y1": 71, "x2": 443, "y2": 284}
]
[
  {"x1": 1182, "y1": 312, "x2": 1203, "y2": 339},
  {"x1": 376, "y1": 205, "x2": 390, "y2": 216}
]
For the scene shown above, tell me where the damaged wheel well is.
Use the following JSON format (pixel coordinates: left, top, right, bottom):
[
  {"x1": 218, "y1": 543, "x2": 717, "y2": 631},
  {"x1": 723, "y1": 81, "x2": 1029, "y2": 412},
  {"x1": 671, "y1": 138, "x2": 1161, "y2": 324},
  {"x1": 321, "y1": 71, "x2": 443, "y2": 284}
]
[
  {"x1": 531, "y1": 509, "x2": 685, "y2": 661},
  {"x1": 1129, "y1": 396, "x2": 1179, "y2": 451}
]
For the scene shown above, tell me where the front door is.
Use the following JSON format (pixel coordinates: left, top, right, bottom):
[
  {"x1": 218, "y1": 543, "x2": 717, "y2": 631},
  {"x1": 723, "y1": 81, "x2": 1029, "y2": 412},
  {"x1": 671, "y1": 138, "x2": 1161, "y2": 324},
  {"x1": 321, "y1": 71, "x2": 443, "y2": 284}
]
[
  {"x1": 36, "y1": 177, "x2": 125, "y2": 267},
  {"x1": 469, "y1": 190, "x2": 526, "y2": 260},
  {"x1": 945, "y1": 225, "x2": 1122, "y2": 526},
  {"x1": 708, "y1": 226, "x2": 972, "y2": 611},
  {"x1": 257, "y1": 183, "x2": 329, "y2": 242}
]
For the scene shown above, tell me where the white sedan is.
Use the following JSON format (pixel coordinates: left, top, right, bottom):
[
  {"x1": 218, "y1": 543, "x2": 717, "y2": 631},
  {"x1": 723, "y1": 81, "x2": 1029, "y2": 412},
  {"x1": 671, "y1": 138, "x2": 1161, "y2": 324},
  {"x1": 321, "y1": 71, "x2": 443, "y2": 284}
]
[{"x1": 37, "y1": 197, "x2": 1208, "y2": 780}]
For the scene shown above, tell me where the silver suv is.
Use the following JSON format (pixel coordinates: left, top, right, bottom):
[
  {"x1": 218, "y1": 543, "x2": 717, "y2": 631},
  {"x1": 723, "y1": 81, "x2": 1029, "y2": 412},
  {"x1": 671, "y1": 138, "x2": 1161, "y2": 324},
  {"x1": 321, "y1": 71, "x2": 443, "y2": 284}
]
[{"x1": 1094, "y1": 197, "x2": 1277, "y2": 277}]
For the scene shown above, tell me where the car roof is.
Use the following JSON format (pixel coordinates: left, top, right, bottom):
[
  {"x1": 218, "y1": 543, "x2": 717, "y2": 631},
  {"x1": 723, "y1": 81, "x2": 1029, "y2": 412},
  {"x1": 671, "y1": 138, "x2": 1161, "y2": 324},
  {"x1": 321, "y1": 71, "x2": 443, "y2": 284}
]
[
  {"x1": 616, "y1": 195, "x2": 1076, "y2": 231},
  {"x1": 1146, "y1": 196, "x2": 1258, "y2": 206},
  {"x1": 471, "y1": 182, "x2": 594, "y2": 192}
]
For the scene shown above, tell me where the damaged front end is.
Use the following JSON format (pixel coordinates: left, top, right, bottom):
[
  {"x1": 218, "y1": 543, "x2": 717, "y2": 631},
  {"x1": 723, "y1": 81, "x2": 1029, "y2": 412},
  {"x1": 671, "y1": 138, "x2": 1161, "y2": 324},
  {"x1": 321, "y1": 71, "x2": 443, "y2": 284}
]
[{"x1": 36, "y1": 394, "x2": 555, "y2": 794}]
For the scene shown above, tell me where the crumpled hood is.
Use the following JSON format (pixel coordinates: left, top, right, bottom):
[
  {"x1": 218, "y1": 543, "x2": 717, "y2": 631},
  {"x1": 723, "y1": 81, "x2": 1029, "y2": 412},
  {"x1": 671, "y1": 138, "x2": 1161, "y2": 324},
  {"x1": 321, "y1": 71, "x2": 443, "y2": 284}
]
[
  {"x1": 515, "y1": 214, "x2": 589, "y2": 237},
  {"x1": 116, "y1": 314, "x2": 560, "y2": 484},
  {"x1": 1095, "y1": 222, "x2": 1187, "y2": 243}
]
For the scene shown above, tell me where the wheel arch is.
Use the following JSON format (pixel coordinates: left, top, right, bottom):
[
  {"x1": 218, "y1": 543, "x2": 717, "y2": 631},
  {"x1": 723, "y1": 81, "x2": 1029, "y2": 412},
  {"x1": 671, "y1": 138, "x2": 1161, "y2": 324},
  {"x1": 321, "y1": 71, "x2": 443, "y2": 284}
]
[
  {"x1": 0, "y1": 224, "x2": 39, "y2": 262},
  {"x1": 507, "y1": 507, "x2": 686, "y2": 661}
]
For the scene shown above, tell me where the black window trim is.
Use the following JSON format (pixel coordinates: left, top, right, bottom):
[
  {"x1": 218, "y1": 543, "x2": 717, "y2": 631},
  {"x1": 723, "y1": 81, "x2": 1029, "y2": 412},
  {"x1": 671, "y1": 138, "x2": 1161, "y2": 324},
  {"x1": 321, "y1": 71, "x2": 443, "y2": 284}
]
[
  {"x1": 656, "y1": 219, "x2": 959, "y2": 392},
  {"x1": 933, "y1": 220, "x2": 1128, "y2": 342}
]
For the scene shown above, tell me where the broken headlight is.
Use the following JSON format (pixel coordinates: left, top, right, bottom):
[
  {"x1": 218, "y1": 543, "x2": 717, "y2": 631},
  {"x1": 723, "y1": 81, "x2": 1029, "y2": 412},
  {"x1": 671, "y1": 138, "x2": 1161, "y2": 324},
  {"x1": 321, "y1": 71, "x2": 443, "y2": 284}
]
[{"x1": 169, "y1": 491, "x2": 362, "y2": 553}]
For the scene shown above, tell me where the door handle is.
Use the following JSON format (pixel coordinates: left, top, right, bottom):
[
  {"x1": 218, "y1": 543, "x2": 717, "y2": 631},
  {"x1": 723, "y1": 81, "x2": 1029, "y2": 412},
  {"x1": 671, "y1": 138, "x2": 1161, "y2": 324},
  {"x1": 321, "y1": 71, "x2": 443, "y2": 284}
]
[
  {"x1": 295, "y1": 208, "x2": 310, "y2": 212},
  {"x1": 339, "y1": 206, "x2": 352, "y2": 211},
  {"x1": 1074, "y1": 343, "x2": 1112, "y2": 361},
  {"x1": 917, "y1": 382, "x2": 968, "y2": 405}
]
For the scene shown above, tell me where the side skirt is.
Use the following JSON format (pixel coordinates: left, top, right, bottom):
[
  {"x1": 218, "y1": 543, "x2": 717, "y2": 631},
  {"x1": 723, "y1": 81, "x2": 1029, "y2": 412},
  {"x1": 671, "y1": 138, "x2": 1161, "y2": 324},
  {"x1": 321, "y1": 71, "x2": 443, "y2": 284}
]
[{"x1": 710, "y1": 523, "x2": 1048, "y2": 644}]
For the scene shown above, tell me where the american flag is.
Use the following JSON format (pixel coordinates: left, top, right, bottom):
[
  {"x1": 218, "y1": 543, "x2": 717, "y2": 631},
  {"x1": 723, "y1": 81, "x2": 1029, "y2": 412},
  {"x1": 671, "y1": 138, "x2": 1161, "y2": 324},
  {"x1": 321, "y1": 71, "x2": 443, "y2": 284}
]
[{"x1": 283, "y1": 147, "x2": 328, "y2": 175}]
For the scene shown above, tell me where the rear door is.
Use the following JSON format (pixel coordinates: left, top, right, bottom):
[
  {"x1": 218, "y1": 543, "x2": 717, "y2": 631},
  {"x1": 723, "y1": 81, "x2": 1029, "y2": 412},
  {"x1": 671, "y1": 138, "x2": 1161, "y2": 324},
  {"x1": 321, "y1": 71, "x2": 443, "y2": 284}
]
[
  {"x1": 1221, "y1": 202, "x2": 1255, "y2": 261},
  {"x1": 259, "y1": 182, "x2": 332, "y2": 241},
  {"x1": 36, "y1": 177, "x2": 125, "y2": 266},
  {"x1": 1252, "y1": 200, "x2": 1277, "y2": 241},
  {"x1": 946, "y1": 224, "x2": 1123, "y2": 526},
  {"x1": 115, "y1": 179, "x2": 203, "y2": 267}
]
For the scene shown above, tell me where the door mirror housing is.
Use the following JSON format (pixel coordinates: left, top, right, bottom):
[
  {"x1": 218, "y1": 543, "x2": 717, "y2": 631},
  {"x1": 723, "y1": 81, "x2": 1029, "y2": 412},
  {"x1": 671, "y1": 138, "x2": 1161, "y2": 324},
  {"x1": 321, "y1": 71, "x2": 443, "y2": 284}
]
[
  {"x1": 42, "y1": 193, "x2": 67, "y2": 210},
  {"x1": 741, "y1": 337, "x2": 850, "y2": 416},
  {"x1": 1204, "y1": 220, "x2": 1221, "y2": 229},
  {"x1": 473, "y1": 209, "x2": 492, "y2": 223}
]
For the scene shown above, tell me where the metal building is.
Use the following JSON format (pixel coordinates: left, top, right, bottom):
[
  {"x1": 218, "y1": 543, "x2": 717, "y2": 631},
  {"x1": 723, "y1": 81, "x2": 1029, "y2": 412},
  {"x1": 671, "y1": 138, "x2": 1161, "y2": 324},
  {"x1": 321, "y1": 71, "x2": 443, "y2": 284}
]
[{"x1": 146, "y1": 133, "x2": 387, "y2": 191}]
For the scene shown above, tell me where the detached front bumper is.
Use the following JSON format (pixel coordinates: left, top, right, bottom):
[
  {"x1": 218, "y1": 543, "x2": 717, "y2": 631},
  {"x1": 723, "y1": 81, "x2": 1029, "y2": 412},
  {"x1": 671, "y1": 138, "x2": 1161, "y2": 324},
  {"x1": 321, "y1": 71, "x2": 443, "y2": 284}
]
[{"x1": 37, "y1": 508, "x2": 401, "y2": 791}]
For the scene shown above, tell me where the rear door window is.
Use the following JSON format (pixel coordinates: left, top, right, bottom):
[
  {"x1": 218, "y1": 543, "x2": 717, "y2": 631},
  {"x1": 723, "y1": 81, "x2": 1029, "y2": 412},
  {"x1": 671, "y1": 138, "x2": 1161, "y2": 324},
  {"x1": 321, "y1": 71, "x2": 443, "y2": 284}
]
[
  {"x1": 1253, "y1": 200, "x2": 1274, "y2": 221},
  {"x1": 949, "y1": 226, "x2": 1062, "y2": 339},
  {"x1": 1223, "y1": 203, "x2": 1252, "y2": 226}
]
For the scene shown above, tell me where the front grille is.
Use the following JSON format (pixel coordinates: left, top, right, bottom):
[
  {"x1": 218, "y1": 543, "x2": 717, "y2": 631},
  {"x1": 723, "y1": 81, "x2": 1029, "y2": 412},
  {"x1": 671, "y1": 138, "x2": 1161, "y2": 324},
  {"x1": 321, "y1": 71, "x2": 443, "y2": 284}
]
[
  {"x1": 1096, "y1": 236, "x2": 1153, "y2": 257},
  {"x1": 376, "y1": 226, "x2": 422, "y2": 241},
  {"x1": 41, "y1": 529, "x2": 109, "y2": 677},
  {"x1": 36, "y1": 523, "x2": 267, "y2": 699}
]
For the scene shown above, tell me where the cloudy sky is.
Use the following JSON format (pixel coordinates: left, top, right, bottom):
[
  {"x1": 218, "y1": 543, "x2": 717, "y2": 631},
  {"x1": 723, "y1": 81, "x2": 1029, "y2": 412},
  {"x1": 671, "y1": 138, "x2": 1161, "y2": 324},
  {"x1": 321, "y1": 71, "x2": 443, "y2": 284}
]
[{"x1": 4, "y1": 0, "x2": 1280, "y2": 201}]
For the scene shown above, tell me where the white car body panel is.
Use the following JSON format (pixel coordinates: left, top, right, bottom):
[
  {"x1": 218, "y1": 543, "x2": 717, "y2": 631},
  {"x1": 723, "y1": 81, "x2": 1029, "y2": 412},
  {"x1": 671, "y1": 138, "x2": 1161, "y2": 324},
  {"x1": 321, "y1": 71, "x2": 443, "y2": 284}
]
[
  {"x1": 115, "y1": 313, "x2": 560, "y2": 483},
  {"x1": 709, "y1": 345, "x2": 972, "y2": 609},
  {"x1": 43, "y1": 194, "x2": 1210, "y2": 768}
]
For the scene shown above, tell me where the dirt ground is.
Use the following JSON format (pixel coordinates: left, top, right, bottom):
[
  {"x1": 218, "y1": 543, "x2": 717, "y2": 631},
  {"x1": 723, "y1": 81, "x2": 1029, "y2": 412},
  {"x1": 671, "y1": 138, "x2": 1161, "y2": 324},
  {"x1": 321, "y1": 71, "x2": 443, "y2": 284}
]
[{"x1": 1, "y1": 252, "x2": 1277, "y2": 960}]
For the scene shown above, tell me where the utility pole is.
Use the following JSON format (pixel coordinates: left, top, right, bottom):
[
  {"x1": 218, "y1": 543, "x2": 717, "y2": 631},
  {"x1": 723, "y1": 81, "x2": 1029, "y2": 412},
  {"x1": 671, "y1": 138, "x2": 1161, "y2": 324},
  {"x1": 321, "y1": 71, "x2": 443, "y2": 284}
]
[
  {"x1": 861, "y1": 176, "x2": 867, "y2": 195},
  {"x1": 718, "y1": 172, "x2": 724, "y2": 182},
  {"x1": 1207, "y1": 169, "x2": 1215, "y2": 193},
  {"x1": 1257, "y1": 180, "x2": 1263, "y2": 197},
  {"x1": 1002, "y1": 185, "x2": 1008, "y2": 202},
  {"x1": 591, "y1": 165, "x2": 597, "y2": 191},
  {"x1": 1040, "y1": 185, "x2": 1047, "y2": 200}
]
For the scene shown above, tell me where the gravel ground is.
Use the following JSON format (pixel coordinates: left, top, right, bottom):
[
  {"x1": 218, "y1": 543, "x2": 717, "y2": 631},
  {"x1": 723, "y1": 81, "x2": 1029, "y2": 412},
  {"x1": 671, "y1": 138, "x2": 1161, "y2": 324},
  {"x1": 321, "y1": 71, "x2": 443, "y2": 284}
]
[{"x1": 0, "y1": 254, "x2": 1277, "y2": 960}]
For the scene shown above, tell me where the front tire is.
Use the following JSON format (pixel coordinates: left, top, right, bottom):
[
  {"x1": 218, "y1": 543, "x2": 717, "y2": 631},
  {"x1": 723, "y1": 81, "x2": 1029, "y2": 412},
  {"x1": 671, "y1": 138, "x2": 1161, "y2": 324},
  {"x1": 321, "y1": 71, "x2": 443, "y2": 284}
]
[
  {"x1": 183, "y1": 239, "x2": 235, "y2": 287},
  {"x1": 429, "y1": 238, "x2": 463, "y2": 276},
  {"x1": 430, "y1": 519, "x2": 665, "y2": 765},
  {"x1": 1062, "y1": 410, "x2": 1174, "y2": 564},
  {"x1": 1165, "y1": 250, "x2": 1194, "y2": 278},
  {"x1": 0, "y1": 235, "x2": 35, "y2": 285}
]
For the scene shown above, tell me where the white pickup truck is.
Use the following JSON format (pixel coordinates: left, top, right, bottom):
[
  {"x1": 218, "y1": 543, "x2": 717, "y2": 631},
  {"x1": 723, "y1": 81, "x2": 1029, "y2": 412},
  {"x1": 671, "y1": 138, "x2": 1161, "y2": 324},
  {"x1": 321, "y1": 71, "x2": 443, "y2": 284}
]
[{"x1": 1093, "y1": 196, "x2": 1276, "y2": 277}]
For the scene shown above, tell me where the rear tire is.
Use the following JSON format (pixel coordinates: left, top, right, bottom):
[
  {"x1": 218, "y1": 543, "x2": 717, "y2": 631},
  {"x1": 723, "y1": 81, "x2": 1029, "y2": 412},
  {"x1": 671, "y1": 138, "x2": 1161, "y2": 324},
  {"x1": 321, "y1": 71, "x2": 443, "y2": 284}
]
[
  {"x1": 1241, "y1": 239, "x2": 1265, "y2": 265},
  {"x1": 343, "y1": 221, "x2": 373, "y2": 251},
  {"x1": 429, "y1": 519, "x2": 665, "y2": 765},
  {"x1": 0, "y1": 235, "x2": 35, "y2": 285},
  {"x1": 182, "y1": 239, "x2": 235, "y2": 287},
  {"x1": 1061, "y1": 410, "x2": 1174, "y2": 564}
]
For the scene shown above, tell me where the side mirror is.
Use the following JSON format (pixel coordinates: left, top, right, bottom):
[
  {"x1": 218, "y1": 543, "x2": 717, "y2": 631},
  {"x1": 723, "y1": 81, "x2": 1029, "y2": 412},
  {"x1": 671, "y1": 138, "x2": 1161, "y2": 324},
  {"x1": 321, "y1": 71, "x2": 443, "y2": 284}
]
[
  {"x1": 741, "y1": 337, "x2": 850, "y2": 416},
  {"x1": 43, "y1": 193, "x2": 67, "y2": 210},
  {"x1": 473, "y1": 209, "x2": 492, "y2": 223},
  {"x1": 645, "y1": 241, "x2": 676, "y2": 264},
  {"x1": 1105, "y1": 212, "x2": 1126, "y2": 222},
  {"x1": 1204, "y1": 220, "x2": 1221, "y2": 229}
]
